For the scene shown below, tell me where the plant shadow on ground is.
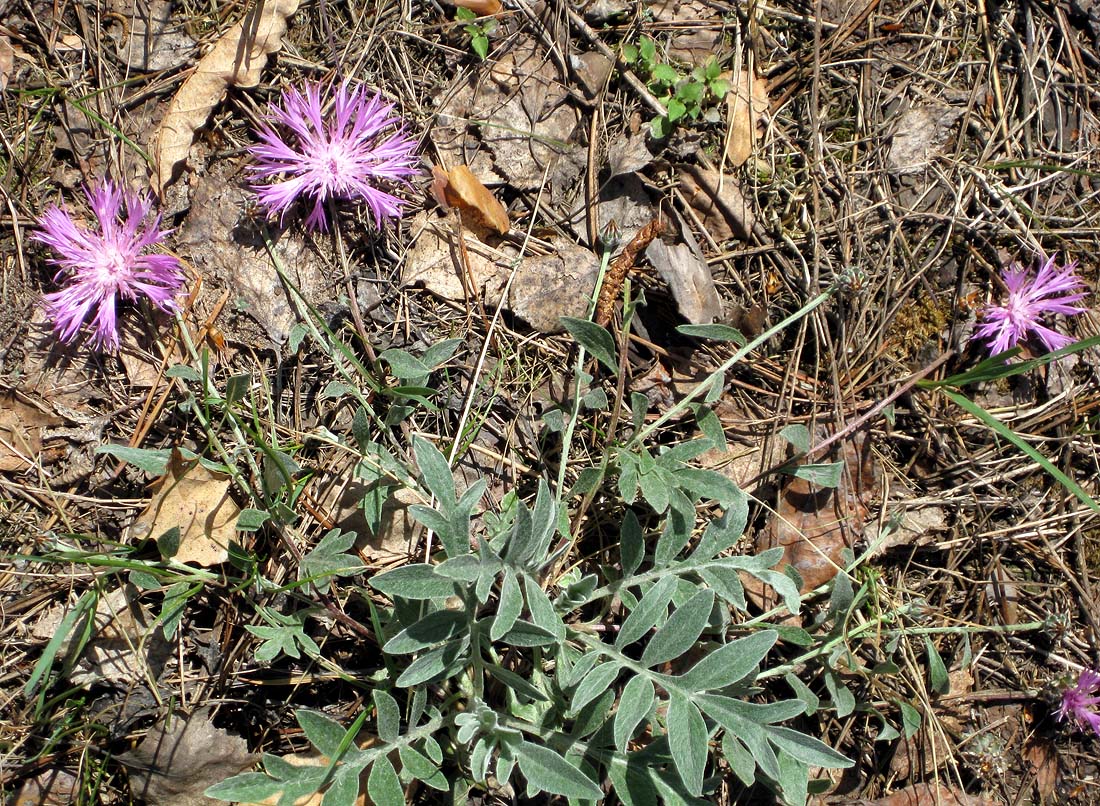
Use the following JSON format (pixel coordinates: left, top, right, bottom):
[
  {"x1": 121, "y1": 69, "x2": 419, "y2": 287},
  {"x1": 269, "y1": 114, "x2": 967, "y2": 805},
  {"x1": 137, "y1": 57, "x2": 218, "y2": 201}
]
[{"x1": 3, "y1": 0, "x2": 1100, "y2": 803}]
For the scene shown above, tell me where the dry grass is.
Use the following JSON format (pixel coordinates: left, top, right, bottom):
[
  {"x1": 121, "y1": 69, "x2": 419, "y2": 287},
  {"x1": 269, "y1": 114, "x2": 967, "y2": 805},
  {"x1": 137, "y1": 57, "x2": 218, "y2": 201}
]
[{"x1": 3, "y1": 0, "x2": 1100, "y2": 802}]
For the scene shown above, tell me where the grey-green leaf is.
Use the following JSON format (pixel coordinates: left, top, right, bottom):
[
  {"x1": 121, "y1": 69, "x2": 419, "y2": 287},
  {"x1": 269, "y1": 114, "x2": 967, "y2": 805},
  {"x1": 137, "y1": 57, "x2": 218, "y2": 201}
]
[
  {"x1": 560, "y1": 317, "x2": 618, "y2": 373},
  {"x1": 395, "y1": 640, "x2": 466, "y2": 687},
  {"x1": 617, "y1": 575, "x2": 677, "y2": 649},
  {"x1": 515, "y1": 740, "x2": 604, "y2": 800},
  {"x1": 765, "y1": 726, "x2": 853, "y2": 768},
  {"x1": 413, "y1": 435, "x2": 456, "y2": 509},
  {"x1": 295, "y1": 709, "x2": 346, "y2": 757},
  {"x1": 571, "y1": 661, "x2": 622, "y2": 715},
  {"x1": 373, "y1": 690, "x2": 400, "y2": 743},
  {"x1": 490, "y1": 568, "x2": 523, "y2": 641},
  {"x1": 667, "y1": 691, "x2": 708, "y2": 796},
  {"x1": 366, "y1": 756, "x2": 404, "y2": 806},
  {"x1": 383, "y1": 609, "x2": 467, "y2": 654},
  {"x1": 370, "y1": 564, "x2": 456, "y2": 600},
  {"x1": 925, "y1": 636, "x2": 950, "y2": 694},
  {"x1": 639, "y1": 589, "x2": 715, "y2": 668},
  {"x1": 615, "y1": 675, "x2": 655, "y2": 750},
  {"x1": 682, "y1": 630, "x2": 777, "y2": 691},
  {"x1": 620, "y1": 510, "x2": 644, "y2": 577}
]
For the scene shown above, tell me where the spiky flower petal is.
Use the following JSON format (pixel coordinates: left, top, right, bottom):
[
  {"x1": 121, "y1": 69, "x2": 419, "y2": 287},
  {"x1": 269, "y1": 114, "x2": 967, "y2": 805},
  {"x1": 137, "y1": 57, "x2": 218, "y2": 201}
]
[
  {"x1": 32, "y1": 181, "x2": 183, "y2": 351},
  {"x1": 1058, "y1": 668, "x2": 1100, "y2": 737},
  {"x1": 248, "y1": 81, "x2": 419, "y2": 231},
  {"x1": 972, "y1": 255, "x2": 1088, "y2": 356}
]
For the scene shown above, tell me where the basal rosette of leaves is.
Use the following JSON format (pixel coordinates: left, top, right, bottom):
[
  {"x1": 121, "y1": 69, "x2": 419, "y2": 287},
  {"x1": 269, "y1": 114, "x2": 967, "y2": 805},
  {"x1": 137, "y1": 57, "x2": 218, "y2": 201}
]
[{"x1": 207, "y1": 433, "x2": 852, "y2": 806}]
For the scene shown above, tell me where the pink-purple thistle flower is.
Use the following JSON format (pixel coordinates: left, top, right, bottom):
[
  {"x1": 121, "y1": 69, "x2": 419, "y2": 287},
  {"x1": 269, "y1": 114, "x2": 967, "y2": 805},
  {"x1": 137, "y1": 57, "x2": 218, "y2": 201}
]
[
  {"x1": 1057, "y1": 668, "x2": 1100, "y2": 737},
  {"x1": 248, "y1": 81, "x2": 419, "y2": 231},
  {"x1": 32, "y1": 181, "x2": 183, "y2": 352},
  {"x1": 972, "y1": 254, "x2": 1088, "y2": 357}
]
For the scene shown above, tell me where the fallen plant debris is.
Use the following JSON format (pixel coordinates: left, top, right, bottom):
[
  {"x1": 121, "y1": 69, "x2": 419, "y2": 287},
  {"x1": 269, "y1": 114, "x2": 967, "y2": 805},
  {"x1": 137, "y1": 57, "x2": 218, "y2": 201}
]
[
  {"x1": 128, "y1": 448, "x2": 240, "y2": 566},
  {"x1": 154, "y1": 0, "x2": 301, "y2": 193},
  {"x1": 5, "y1": 0, "x2": 1100, "y2": 803}
]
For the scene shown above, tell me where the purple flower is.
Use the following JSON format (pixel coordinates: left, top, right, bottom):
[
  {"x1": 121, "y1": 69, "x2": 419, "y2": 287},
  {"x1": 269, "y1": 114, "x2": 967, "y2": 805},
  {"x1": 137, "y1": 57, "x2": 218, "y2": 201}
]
[
  {"x1": 32, "y1": 181, "x2": 183, "y2": 351},
  {"x1": 248, "y1": 81, "x2": 419, "y2": 231},
  {"x1": 972, "y1": 254, "x2": 1088, "y2": 356},
  {"x1": 1057, "y1": 668, "x2": 1100, "y2": 737}
]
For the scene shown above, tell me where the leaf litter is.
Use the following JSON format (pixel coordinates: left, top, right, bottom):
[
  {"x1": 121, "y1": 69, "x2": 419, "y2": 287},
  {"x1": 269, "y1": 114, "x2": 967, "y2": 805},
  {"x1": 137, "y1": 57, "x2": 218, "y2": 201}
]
[{"x1": 6, "y1": 0, "x2": 1100, "y2": 802}]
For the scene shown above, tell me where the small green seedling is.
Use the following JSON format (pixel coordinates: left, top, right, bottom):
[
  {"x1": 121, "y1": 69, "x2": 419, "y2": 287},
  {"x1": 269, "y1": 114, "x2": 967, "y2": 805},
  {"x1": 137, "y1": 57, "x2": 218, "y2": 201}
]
[
  {"x1": 621, "y1": 36, "x2": 730, "y2": 137},
  {"x1": 455, "y1": 7, "x2": 497, "y2": 60}
]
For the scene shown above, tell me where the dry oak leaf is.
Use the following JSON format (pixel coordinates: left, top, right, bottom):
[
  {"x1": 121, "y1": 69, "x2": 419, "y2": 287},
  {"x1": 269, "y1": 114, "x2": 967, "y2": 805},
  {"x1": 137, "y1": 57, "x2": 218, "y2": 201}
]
[
  {"x1": 451, "y1": 0, "x2": 502, "y2": 14},
  {"x1": 432, "y1": 164, "x2": 510, "y2": 234},
  {"x1": 0, "y1": 392, "x2": 62, "y2": 471},
  {"x1": 863, "y1": 783, "x2": 997, "y2": 806},
  {"x1": 130, "y1": 448, "x2": 240, "y2": 566},
  {"x1": 722, "y1": 68, "x2": 769, "y2": 170},
  {"x1": 153, "y1": 0, "x2": 300, "y2": 193},
  {"x1": 751, "y1": 430, "x2": 879, "y2": 609},
  {"x1": 119, "y1": 708, "x2": 257, "y2": 806}
]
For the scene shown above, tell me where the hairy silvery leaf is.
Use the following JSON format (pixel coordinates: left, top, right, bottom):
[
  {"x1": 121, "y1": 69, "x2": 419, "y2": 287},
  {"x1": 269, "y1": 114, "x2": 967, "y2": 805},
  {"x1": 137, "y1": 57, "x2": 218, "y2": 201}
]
[
  {"x1": 366, "y1": 756, "x2": 403, "y2": 805},
  {"x1": 681, "y1": 630, "x2": 777, "y2": 692},
  {"x1": 498, "y1": 620, "x2": 557, "y2": 647},
  {"x1": 639, "y1": 588, "x2": 714, "y2": 668},
  {"x1": 395, "y1": 638, "x2": 467, "y2": 687},
  {"x1": 617, "y1": 576, "x2": 677, "y2": 649},
  {"x1": 776, "y1": 748, "x2": 809, "y2": 806},
  {"x1": 615, "y1": 675, "x2": 655, "y2": 750},
  {"x1": 490, "y1": 568, "x2": 523, "y2": 641},
  {"x1": 398, "y1": 745, "x2": 447, "y2": 791},
  {"x1": 295, "y1": 709, "x2": 346, "y2": 758},
  {"x1": 298, "y1": 528, "x2": 363, "y2": 594},
  {"x1": 571, "y1": 661, "x2": 622, "y2": 715},
  {"x1": 373, "y1": 690, "x2": 400, "y2": 743},
  {"x1": 522, "y1": 573, "x2": 566, "y2": 642},
  {"x1": 515, "y1": 740, "x2": 605, "y2": 800},
  {"x1": 691, "y1": 499, "x2": 749, "y2": 561},
  {"x1": 370, "y1": 564, "x2": 457, "y2": 600},
  {"x1": 653, "y1": 488, "x2": 695, "y2": 566},
  {"x1": 667, "y1": 691, "x2": 708, "y2": 796},
  {"x1": 620, "y1": 510, "x2": 644, "y2": 577},
  {"x1": 412, "y1": 435, "x2": 456, "y2": 510},
  {"x1": 766, "y1": 726, "x2": 852, "y2": 769}
]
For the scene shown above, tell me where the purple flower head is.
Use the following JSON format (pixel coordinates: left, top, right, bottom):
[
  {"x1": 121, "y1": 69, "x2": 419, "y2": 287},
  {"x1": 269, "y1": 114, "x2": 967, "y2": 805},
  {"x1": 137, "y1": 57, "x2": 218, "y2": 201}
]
[
  {"x1": 31, "y1": 181, "x2": 183, "y2": 352},
  {"x1": 1057, "y1": 668, "x2": 1100, "y2": 737},
  {"x1": 248, "y1": 81, "x2": 420, "y2": 231},
  {"x1": 972, "y1": 254, "x2": 1088, "y2": 357}
]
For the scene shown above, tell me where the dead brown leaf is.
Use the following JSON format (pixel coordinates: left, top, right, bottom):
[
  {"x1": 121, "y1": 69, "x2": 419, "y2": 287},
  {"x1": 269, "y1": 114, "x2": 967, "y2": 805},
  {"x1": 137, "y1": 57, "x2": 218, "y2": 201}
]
[
  {"x1": 451, "y1": 0, "x2": 502, "y2": 14},
  {"x1": 644, "y1": 238, "x2": 722, "y2": 324},
  {"x1": 0, "y1": 392, "x2": 62, "y2": 471},
  {"x1": 154, "y1": 0, "x2": 300, "y2": 192},
  {"x1": 1023, "y1": 734, "x2": 1059, "y2": 800},
  {"x1": 129, "y1": 448, "x2": 240, "y2": 566},
  {"x1": 404, "y1": 210, "x2": 512, "y2": 304},
  {"x1": 508, "y1": 240, "x2": 602, "y2": 333},
  {"x1": 887, "y1": 104, "x2": 963, "y2": 175},
  {"x1": 10, "y1": 768, "x2": 78, "y2": 806},
  {"x1": 31, "y1": 585, "x2": 173, "y2": 687},
  {"x1": 753, "y1": 431, "x2": 880, "y2": 600},
  {"x1": 118, "y1": 708, "x2": 257, "y2": 806},
  {"x1": 434, "y1": 164, "x2": 510, "y2": 235},
  {"x1": 109, "y1": 0, "x2": 195, "y2": 71},
  {"x1": 679, "y1": 165, "x2": 755, "y2": 241},
  {"x1": 0, "y1": 35, "x2": 13, "y2": 92},
  {"x1": 646, "y1": 0, "x2": 730, "y2": 63},
  {"x1": 863, "y1": 783, "x2": 997, "y2": 806},
  {"x1": 722, "y1": 69, "x2": 769, "y2": 170},
  {"x1": 434, "y1": 36, "x2": 584, "y2": 195}
]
